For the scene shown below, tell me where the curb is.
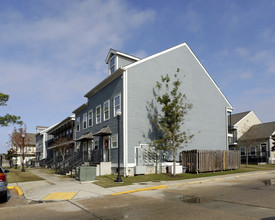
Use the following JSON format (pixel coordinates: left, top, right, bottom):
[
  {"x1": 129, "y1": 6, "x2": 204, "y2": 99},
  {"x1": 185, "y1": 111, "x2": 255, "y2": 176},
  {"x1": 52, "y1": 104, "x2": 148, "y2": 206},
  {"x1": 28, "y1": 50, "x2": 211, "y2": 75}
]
[
  {"x1": 7, "y1": 186, "x2": 24, "y2": 196},
  {"x1": 110, "y1": 185, "x2": 167, "y2": 196},
  {"x1": 171, "y1": 171, "x2": 271, "y2": 187}
]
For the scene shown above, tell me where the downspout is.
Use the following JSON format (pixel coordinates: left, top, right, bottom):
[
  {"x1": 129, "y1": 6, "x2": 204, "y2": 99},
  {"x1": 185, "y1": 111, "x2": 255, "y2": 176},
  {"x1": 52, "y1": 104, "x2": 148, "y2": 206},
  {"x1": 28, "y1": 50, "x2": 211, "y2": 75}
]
[{"x1": 123, "y1": 69, "x2": 128, "y2": 176}]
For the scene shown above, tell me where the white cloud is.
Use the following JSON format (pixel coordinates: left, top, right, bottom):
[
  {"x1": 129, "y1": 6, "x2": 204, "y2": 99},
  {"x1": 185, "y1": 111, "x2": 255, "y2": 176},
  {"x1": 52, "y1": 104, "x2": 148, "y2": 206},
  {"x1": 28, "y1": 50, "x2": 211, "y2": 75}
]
[
  {"x1": 261, "y1": 29, "x2": 275, "y2": 43},
  {"x1": 177, "y1": 6, "x2": 202, "y2": 34},
  {"x1": 235, "y1": 47, "x2": 249, "y2": 57},
  {"x1": 0, "y1": 0, "x2": 156, "y2": 153},
  {"x1": 0, "y1": 0, "x2": 156, "y2": 100}
]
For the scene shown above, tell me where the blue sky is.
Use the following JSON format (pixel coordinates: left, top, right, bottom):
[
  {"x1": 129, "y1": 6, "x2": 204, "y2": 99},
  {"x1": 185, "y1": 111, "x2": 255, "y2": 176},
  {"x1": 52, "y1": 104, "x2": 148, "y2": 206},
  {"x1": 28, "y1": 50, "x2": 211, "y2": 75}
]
[{"x1": 0, "y1": 0, "x2": 274, "y2": 153}]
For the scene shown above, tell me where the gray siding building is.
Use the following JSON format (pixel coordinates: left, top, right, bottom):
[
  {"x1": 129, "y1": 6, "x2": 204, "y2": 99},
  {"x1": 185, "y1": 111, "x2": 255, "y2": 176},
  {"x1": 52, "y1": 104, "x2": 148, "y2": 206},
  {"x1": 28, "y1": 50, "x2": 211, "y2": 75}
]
[{"x1": 73, "y1": 43, "x2": 233, "y2": 176}]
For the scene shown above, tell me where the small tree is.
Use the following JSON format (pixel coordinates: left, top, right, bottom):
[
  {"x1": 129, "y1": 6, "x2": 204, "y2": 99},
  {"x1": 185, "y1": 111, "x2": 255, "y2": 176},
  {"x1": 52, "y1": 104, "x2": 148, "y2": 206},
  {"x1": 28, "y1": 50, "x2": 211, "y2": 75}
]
[
  {"x1": 151, "y1": 68, "x2": 194, "y2": 175},
  {"x1": 238, "y1": 123, "x2": 261, "y2": 167},
  {"x1": 53, "y1": 137, "x2": 72, "y2": 162},
  {"x1": 0, "y1": 93, "x2": 22, "y2": 127},
  {"x1": 5, "y1": 148, "x2": 15, "y2": 168}
]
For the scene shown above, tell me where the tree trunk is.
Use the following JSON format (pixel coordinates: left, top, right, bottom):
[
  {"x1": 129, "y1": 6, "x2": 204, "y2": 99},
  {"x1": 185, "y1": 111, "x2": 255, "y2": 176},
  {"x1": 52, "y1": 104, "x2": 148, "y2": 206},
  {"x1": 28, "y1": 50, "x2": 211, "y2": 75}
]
[
  {"x1": 173, "y1": 149, "x2": 176, "y2": 176},
  {"x1": 246, "y1": 146, "x2": 249, "y2": 168}
]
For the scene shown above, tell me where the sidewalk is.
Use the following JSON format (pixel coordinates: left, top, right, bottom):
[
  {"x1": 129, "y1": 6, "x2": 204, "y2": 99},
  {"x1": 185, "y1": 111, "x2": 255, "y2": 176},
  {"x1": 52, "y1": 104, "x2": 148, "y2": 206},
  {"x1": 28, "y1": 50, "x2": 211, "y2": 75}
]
[{"x1": 8, "y1": 169, "x2": 275, "y2": 202}]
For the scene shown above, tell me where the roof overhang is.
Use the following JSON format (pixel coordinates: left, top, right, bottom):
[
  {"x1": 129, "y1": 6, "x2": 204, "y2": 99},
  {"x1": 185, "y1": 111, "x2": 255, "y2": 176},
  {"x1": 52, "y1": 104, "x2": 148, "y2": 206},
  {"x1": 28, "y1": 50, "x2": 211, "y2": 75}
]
[
  {"x1": 48, "y1": 140, "x2": 75, "y2": 150},
  {"x1": 72, "y1": 103, "x2": 88, "y2": 114},
  {"x1": 94, "y1": 126, "x2": 112, "y2": 136},
  {"x1": 84, "y1": 68, "x2": 125, "y2": 98},
  {"x1": 76, "y1": 132, "x2": 94, "y2": 141},
  {"x1": 105, "y1": 49, "x2": 140, "y2": 64},
  {"x1": 47, "y1": 115, "x2": 75, "y2": 134}
]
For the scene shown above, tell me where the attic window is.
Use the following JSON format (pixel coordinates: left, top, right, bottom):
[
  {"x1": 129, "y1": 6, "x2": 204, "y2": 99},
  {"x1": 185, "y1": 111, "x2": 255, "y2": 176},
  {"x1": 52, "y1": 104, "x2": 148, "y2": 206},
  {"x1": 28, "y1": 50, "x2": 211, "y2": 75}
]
[{"x1": 109, "y1": 55, "x2": 116, "y2": 75}]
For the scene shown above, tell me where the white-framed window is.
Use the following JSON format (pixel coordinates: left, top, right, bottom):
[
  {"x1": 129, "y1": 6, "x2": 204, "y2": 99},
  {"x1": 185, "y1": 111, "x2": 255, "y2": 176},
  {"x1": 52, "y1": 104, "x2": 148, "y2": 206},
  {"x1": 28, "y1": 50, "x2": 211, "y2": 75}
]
[
  {"x1": 76, "y1": 117, "x2": 80, "y2": 132},
  {"x1": 83, "y1": 113, "x2": 87, "y2": 129},
  {"x1": 104, "y1": 100, "x2": 110, "y2": 121},
  {"x1": 88, "y1": 110, "x2": 93, "y2": 127},
  {"x1": 111, "y1": 134, "x2": 118, "y2": 148},
  {"x1": 96, "y1": 105, "x2": 101, "y2": 124},
  {"x1": 94, "y1": 140, "x2": 99, "y2": 151},
  {"x1": 113, "y1": 93, "x2": 121, "y2": 116},
  {"x1": 109, "y1": 55, "x2": 116, "y2": 75}
]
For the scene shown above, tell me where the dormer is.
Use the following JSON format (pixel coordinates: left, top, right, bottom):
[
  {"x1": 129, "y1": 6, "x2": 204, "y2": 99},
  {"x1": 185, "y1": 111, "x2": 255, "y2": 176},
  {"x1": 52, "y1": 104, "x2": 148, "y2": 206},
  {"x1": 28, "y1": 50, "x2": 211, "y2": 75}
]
[{"x1": 105, "y1": 49, "x2": 140, "y2": 75}]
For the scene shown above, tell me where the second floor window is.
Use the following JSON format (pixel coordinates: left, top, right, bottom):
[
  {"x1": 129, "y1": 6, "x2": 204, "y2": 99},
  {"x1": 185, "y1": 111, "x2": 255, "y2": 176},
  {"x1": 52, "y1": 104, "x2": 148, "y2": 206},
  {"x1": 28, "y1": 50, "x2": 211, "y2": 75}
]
[
  {"x1": 76, "y1": 117, "x2": 80, "y2": 132},
  {"x1": 114, "y1": 93, "x2": 121, "y2": 116},
  {"x1": 96, "y1": 105, "x2": 101, "y2": 124},
  {"x1": 104, "y1": 100, "x2": 110, "y2": 121},
  {"x1": 88, "y1": 110, "x2": 93, "y2": 127},
  {"x1": 83, "y1": 113, "x2": 87, "y2": 129}
]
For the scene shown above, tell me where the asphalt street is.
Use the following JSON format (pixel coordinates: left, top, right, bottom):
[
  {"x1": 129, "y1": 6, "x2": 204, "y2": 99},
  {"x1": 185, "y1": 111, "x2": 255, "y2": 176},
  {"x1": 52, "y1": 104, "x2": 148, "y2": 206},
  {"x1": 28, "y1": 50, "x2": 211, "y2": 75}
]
[{"x1": 1, "y1": 170, "x2": 275, "y2": 219}]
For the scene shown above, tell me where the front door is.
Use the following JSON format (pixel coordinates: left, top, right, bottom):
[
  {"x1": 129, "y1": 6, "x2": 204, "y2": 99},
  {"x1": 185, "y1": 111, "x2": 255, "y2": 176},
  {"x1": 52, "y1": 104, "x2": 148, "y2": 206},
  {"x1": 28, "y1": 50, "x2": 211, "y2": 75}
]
[{"x1": 103, "y1": 137, "x2": 109, "y2": 162}]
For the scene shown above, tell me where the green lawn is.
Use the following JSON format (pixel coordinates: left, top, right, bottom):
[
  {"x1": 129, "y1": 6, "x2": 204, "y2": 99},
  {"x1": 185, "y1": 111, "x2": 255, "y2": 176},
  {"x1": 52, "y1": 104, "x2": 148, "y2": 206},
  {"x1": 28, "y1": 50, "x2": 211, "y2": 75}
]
[
  {"x1": 94, "y1": 164, "x2": 275, "y2": 188},
  {"x1": 4, "y1": 164, "x2": 275, "y2": 186},
  {"x1": 5, "y1": 168, "x2": 44, "y2": 183}
]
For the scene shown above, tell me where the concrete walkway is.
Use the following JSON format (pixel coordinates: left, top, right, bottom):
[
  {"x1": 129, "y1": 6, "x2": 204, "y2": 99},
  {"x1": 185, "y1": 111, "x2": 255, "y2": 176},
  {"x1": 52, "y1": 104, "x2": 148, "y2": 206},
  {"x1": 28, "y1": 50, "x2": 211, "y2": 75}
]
[{"x1": 8, "y1": 168, "x2": 275, "y2": 203}]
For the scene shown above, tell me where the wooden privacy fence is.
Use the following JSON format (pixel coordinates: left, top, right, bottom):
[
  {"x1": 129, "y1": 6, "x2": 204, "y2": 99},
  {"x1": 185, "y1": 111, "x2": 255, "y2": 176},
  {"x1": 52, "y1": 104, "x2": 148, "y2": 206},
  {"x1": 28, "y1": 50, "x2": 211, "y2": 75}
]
[{"x1": 182, "y1": 150, "x2": 240, "y2": 173}]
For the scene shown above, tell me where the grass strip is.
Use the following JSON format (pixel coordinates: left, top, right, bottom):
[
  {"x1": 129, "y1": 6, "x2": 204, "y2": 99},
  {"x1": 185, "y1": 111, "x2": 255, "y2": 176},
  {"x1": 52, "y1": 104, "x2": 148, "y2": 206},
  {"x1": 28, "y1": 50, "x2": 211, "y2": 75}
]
[
  {"x1": 6, "y1": 168, "x2": 44, "y2": 183},
  {"x1": 94, "y1": 164, "x2": 275, "y2": 188}
]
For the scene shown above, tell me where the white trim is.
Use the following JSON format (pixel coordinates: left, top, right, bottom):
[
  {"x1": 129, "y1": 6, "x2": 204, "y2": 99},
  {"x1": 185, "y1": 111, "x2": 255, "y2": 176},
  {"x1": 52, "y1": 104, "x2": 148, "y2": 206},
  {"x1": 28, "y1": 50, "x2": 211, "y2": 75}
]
[
  {"x1": 127, "y1": 163, "x2": 136, "y2": 168},
  {"x1": 96, "y1": 105, "x2": 101, "y2": 124},
  {"x1": 103, "y1": 99, "x2": 110, "y2": 121},
  {"x1": 123, "y1": 70, "x2": 128, "y2": 176},
  {"x1": 111, "y1": 133, "x2": 118, "y2": 149},
  {"x1": 185, "y1": 44, "x2": 233, "y2": 109},
  {"x1": 124, "y1": 42, "x2": 232, "y2": 109},
  {"x1": 124, "y1": 43, "x2": 188, "y2": 69},
  {"x1": 105, "y1": 49, "x2": 140, "y2": 64}
]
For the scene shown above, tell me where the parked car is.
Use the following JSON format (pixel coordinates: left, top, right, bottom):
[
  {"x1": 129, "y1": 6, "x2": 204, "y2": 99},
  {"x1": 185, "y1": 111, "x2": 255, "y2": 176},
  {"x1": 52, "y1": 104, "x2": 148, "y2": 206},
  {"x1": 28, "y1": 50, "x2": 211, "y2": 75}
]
[{"x1": 0, "y1": 166, "x2": 9, "y2": 202}]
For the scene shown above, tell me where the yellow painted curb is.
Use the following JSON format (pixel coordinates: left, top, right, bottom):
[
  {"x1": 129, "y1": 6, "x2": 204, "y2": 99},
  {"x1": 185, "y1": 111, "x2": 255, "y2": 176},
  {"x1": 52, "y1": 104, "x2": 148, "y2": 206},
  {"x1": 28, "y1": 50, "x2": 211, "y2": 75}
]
[
  {"x1": 14, "y1": 186, "x2": 24, "y2": 196},
  {"x1": 8, "y1": 186, "x2": 24, "y2": 196},
  {"x1": 42, "y1": 192, "x2": 77, "y2": 201},
  {"x1": 111, "y1": 185, "x2": 167, "y2": 196}
]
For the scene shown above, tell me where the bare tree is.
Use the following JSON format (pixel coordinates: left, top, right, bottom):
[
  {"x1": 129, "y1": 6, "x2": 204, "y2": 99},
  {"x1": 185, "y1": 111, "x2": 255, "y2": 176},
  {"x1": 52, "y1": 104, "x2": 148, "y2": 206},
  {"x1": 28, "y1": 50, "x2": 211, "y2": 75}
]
[
  {"x1": 53, "y1": 137, "x2": 73, "y2": 162},
  {"x1": 238, "y1": 123, "x2": 261, "y2": 167}
]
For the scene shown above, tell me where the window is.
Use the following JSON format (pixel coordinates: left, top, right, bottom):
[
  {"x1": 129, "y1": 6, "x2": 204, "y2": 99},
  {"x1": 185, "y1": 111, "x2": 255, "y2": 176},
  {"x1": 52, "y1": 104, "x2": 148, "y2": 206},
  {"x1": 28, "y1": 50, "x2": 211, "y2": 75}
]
[
  {"x1": 250, "y1": 146, "x2": 256, "y2": 156},
  {"x1": 111, "y1": 134, "x2": 118, "y2": 148},
  {"x1": 114, "y1": 93, "x2": 121, "y2": 116},
  {"x1": 109, "y1": 55, "x2": 116, "y2": 75},
  {"x1": 94, "y1": 140, "x2": 99, "y2": 151},
  {"x1": 76, "y1": 117, "x2": 80, "y2": 132},
  {"x1": 240, "y1": 147, "x2": 246, "y2": 156},
  {"x1": 88, "y1": 110, "x2": 93, "y2": 127},
  {"x1": 83, "y1": 113, "x2": 87, "y2": 129},
  {"x1": 96, "y1": 105, "x2": 101, "y2": 124},
  {"x1": 104, "y1": 100, "x2": 110, "y2": 121}
]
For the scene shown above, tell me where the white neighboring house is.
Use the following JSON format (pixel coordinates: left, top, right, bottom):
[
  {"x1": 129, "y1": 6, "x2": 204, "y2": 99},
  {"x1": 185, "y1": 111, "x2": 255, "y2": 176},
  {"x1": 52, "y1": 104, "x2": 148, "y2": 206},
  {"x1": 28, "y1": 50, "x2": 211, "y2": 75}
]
[
  {"x1": 36, "y1": 125, "x2": 54, "y2": 161},
  {"x1": 12, "y1": 133, "x2": 36, "y2": 166}
]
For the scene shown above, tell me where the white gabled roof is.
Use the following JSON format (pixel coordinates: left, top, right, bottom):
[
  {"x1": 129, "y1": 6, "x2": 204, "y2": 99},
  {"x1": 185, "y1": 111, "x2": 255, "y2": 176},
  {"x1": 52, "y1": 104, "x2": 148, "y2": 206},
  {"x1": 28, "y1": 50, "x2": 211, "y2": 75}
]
[
  {"x1": 124, "y1": 42, "x2": 233, "y2": 109},
  {"x1": 105, "y1": 49, "x2": 140, "y2": 64}
]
